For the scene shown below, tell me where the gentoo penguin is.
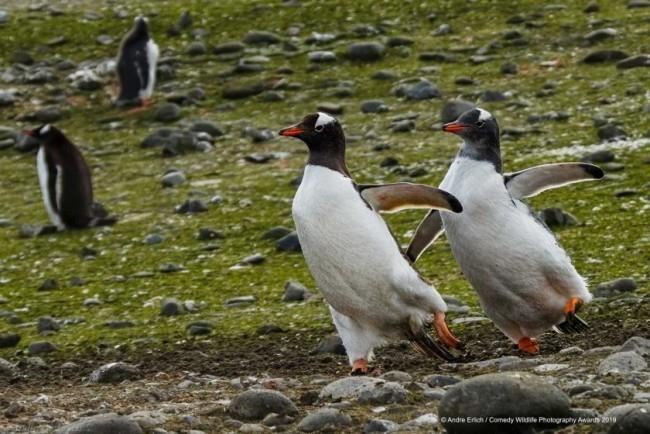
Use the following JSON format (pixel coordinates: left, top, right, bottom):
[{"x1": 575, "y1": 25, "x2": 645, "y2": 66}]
[
  {"x1": 115, "y1": 16, "x2": 159, "y2": 107},
  {"x1": 280, "y1": 112, "x2": 464, "y2": 374},
  {"x1": 27, "y1": 125, "x2": 95, "y2": 230},
  {"x1": 406, "y1": 108, "x2": 604, "y2": 354}
]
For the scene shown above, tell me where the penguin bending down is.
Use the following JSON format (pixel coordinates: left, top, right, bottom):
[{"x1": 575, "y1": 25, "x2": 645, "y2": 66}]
[
  {"x1": 280, "y1": 112, "x2": 463, "y2": 375},
  {"x1": 407, "y1": 108, "x2": 604, "y2": 354},
  {"x1": 115, "y1": 16, "x2": 159, "y2": 108},
  {"x1": 27, "y1": 125, "x2": 114, "y2": 230}
]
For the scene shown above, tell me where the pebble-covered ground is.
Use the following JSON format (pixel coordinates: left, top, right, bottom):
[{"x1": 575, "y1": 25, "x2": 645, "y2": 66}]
[{"x1": 0, "y1": 0, "x2": 649, "y2": 433}]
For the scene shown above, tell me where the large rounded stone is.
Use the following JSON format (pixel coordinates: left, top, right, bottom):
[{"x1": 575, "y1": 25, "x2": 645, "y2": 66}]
[
  {"x1": 297, "y1": 408, "x2": 351, "y2": 432},
  {"x1": 604, "y1": 404, "x2": 650, "y2": 434},
  {"x1": 54, "y1": 413, "x2": 143, "y2": 434},
  {"x1": 347, "y1": 42, "x2": 385, "y2": 62},
  {"x1": 439, "y1": 372, "x2": 571, "y2": 434},
  {"x1": 320, "y1": 376, "x2": 384, "y2": 401},
  {"x1": 228, "y1": 390, "x2": 298, "y2": 421}
]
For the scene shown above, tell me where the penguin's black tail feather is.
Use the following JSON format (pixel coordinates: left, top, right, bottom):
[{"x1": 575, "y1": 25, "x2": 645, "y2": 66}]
[
  {"x1": 407, "y1": 328, "x2": 457, "y2": 362},
  {"x1": 557, "y1": 313, "x2": 589, "y2": 334}
]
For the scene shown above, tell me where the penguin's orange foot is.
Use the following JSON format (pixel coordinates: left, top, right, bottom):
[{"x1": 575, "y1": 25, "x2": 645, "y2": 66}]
[
  {"x1": 433, "y1": 312, "x2": 461, "y2": 349},
  {"x1": 517, "y1": 337, "x2": 539, "y2": 354},
  {"x1": 350, "y1": 359, "x2": 369, "y2": 376},
  {"x1": 141, "y1": 98, "x2": 154, "y2": 107},
  {"x1": 558, "y1": 296, "x2": 589, "y2": 333}
]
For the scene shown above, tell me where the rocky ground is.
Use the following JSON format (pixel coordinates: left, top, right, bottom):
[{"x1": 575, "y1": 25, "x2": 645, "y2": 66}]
[{"x1": 0, "y1": 0, "x2": 649, "y2": 432}]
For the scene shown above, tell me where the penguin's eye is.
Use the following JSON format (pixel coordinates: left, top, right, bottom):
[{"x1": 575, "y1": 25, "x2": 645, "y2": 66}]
[
  {"x1": 314, "y1": 124, "x2": 324, "y2": 132},
  {"x1": 475, "y1": 121, "x2": 485, "y2": 128}
]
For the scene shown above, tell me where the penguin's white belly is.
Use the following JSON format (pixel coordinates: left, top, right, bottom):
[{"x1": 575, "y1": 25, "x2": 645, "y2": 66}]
[
  {"x1": 440, "y1": 158, "x2": 589, "y2": 332},
  {"x1": 37, "y1": 148, "x2": 65, "y2": 230},
  {"x1": 140, "y1": 39, "x2": 158, "y2": 99},
  {"x1": 293, "y1": 165, "x2": 432, "y2": 331}
]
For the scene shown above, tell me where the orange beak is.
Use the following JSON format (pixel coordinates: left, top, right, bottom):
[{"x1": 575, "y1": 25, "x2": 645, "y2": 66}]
[
  {"x1": 442, "y1": 122, "x2": 469, "y2": 134},
  {"x1": 279, "y1": 124, "x2": 306, "y2": 137}
]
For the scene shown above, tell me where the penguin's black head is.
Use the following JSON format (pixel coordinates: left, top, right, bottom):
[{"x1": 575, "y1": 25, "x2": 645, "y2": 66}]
[
  {"x1": 279, "y1": 112, "x2": 349, "y2": 176},
  {"x1": 131, "y1": 16, "x2": 150, "y2": 39},
  {"x1": 442, "y1": 108, "x2": 499, "y2": 145},
  {"x1": 442, "y1": 108, "x2": 502, "y2": 171},
  {"x1": 25, "y1": 124, "x2": 64, "y2": 145},
  {"x1": 279, "y1": 112, "x2": 345, "y2": 152}
]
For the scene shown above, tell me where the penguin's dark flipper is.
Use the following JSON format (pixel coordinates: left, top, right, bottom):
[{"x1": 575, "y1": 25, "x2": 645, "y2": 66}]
[
  {"x1": 504, "y1": 162, "x2": 604, "y2": 199},
  {"x1": 357, "y1": 183, "x2": 463, "y2": 214},
  {"x1": 405, "y1": 210, "x2": 444, "y2": 263}
]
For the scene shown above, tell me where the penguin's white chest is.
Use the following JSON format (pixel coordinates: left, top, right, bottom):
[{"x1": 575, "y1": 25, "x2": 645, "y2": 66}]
[
  {"x1": 292, "y1": 165, "x2": 408, "y2": 321},
  {"x1": 37, "y1": 147, "x2": 65, "y2": 230}
]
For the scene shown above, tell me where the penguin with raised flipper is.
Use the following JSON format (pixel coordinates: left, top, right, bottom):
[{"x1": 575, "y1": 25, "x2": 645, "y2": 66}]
[
  {"x1": 280, "y1": 112, "x2": 464, "y2": 375},
  {"x1": 407, "y1": 108, "x2": 604, "y2": 354},
  {"x1": 115, "y1": 16, "x2": 159, "y2": 108},
  {"x1": 26, "y1": 125, "x2": 115, "y2": 230}
]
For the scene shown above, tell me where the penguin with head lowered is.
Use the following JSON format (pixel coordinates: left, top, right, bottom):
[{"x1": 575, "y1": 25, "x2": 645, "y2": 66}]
[
  {"x1": 280, "y1": 112, "x2": 464, "y2": 375},
  {"x1": 27, "y1": 125, "x2": 111, "y2": 230},
  {"x1": 115, "y1": 16, "x2": 159, "y2": 108},
  {"x1": 407, "y1": 108, "x2": 604, "y2": 354}
]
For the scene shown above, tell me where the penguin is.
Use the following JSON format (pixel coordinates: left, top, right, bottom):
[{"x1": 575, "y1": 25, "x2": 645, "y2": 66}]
[
  {"x1": 27, "y1": 125, "x2": 97, "y2": 230},
  {"x1": 279, "y1": 112, "x2": 464, "y2": 375},
  {"x1": 406, "y1": 108, "x2": 604, "y2": 354},
  {"x1": 115, "y1": 16, "x2": 159, "y2": 107}
]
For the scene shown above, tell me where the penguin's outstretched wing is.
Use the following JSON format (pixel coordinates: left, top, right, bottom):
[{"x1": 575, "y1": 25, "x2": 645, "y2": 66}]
[
  {"x1": 504, "y1": 163, "x2": 604, "y2": 199},
  {"x1": 116, "y1": 38, "x2": 149, "y2": 102},
  {"x1": 405, "y1": 210, "x2": 444, "y2": 263},
  {"x1": 357, "y1": 183, "x2": 463, "y2": 214}
]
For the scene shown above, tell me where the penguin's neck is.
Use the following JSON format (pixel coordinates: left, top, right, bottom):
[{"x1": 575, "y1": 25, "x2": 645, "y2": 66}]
[
  {"x1": 307, "y1": 142, "x2": 350, "y2": 178},
  {"x1": 459, "y1": 140, "x2": 502, "y2": 173}
]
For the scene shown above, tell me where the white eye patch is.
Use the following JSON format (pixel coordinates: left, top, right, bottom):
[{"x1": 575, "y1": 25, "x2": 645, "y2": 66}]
[
  {"x1": 40, "y1": 124, "x2": 51, "y2": 134},
  {"x1": 315, "y1": 112, "x2": 336, "y2": 129},
  {"x1": 477, "y1": 108, "x2": 493, "y2": 122}
]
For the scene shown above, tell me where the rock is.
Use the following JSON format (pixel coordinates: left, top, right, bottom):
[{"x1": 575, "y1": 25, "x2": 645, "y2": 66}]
[
  {"x1": 584, "y1": 28, "x2": 617, "y2": 45},
  {"x1": 225, "y1": 295, "x2": 256, "y2": 307},
  {"x1": 197, "y1": 227, "x2": 223, "y2": 241},
  {"x1": 538, "y1": 207, "x2": 579, "y2": 227},
  {"x1": 598, "y1": 123, "x2": 627, "y2": 141},
  {"x1": 364, "y1": 419, "x2": 400, "y2": 433},
  {"x1": 187, "y1": 321, "x2": 214, "y2": 336},
  {"x1": 594, "y1": 278, "x2": 637, "y2": 297},
  {"x1": 10, "y1": 49, "x2": 34, "y2": 65},
  {"x1": 3, "y1": 401, "x2": 23, "y2": 418},
  {"x1": 0, "y1": 10, "x2": 8, "y2": 24},
  {"x1": 617, "y1": 55, "x2": 650, "y2": 69},
  {"x1": 619, "y1": 336, "x2": 650, "y2": 356},
  {"x1": 160, "y1": 298, "x2": 184, "y2": 316},
  {"x1": 128, "y1": 410, "x2": 167, "y2": 431},
  {"x1": 0, "y1": 357, "x2": 16, "y2": 377},
  {"x1": 604, "y1": 403, "x2": 650, "y2": 433},
  {"x1": 228, "y1": 390, "x2": 298, "y2": 421},
  {"x1": 316, "y1": 103, "x2": 344, "y2": 115},
  {"x1": 433, "y1": 23, "x2": 453, "y2": 35},
  {"x1": 161, "y1": 170, "x2": 186, "y2": 187},
  {"x1": 372, "y1": 70, "x2": 397, "y2": 80},
  {"x1": 400, "y1": 79, "x2": 441, "y2": 100},
  {"x1": 583, "y1": 50, "x2": 630, "y2": 64},
  {"x1": 34, "y1": 106, "x2": 64, "y2": 123},
  {"x1": 358, "y1": 381, "x2": 408, "y2": 404},
  {"x1": 391, "y1": 119, "x2": 415, "y2": 132},
  {"x1": 144, "y1": 233, "x2": 164, "y2": 245},
  {"x1": 481, "y1": 90, "x2": 507, "y2": 102},
  {"x1": 28, "y1": 341, "x2": 58, "y2": 355},
  {"x1": 37, "y1": 316, "x2": 60, "y2": 333},
  {"x1": 243, "y1": 31, "x2": 281, "y2": 45},
  {"x1": 175, "y1": 199, "x2": 208, "y2": 214},
  {"x1": 584, "y1": 1, "x2": 599, "y2": 12},
  {"x1": 320, "y1": 376, "x2": 383, "y2": 401},
  {"x1": 262, "y1": 226, "x2": 292, "y2": 240},
  {"x1": 223, "y1": 81, "x2": 265, "y2": 99},
  {"x1": 347, "y1": 42, "x2": 385, "y2": 62},
  {"x1": 628, "y1": 0, "x2": 650, "y2": 8},
  {"x1": 380, "y1": 371, "x2": 412, "y2": 383},
  {"x1": 89, "y1": 362, "x2": 141, "y2": 383},
  {"x1": 401, "y1": 413, "x2": 439, "y2": 429},
  {"x1": 245, "y1": 153, "x2": 273, "y2": 164},
  {"x1": 96, "y1": 34, "x2": 114, "y2": 45},
  {"x1": 441, "y1": 99, "x2": 475, "y2": 123},
  {"x1": 424, "y1": 374, "x2": 461, "y2": 387},
  {"x1": 308, "y1": 51, "x2": 337, "y2": 63},
  {"x1": 598, "y1": 351, "x2": 647, "y2": 375},
  {"x1": 283, "y1": 281, "x2": 313, "y2": 301},
  {"x1": 361, "y1": 100, "x2": 389, "y2": 113},
  {"x1": 0, "y1": 333, "x2": 20, "y2": 348},
  {"x1": 439, "y1": 372, "x2": 571, "y2": 434},
  {"x1": 239, "y1": 253, "x2": 265, "y2": 265},
  {"x1": 186, "y1": 41, "x2": 207, "y2": 56},
  {"x1": 262, "y1": 413, "x2": 294, "y2": 427},
  {"x1": 213, "y1": 41, "x2": 246, "y2": 54},
  {"x1": 154, "y1": 103, "x2": 182, "y2": 123},
  {"x1": 54, "y1": 413, "x2": 143, "y2": 434},
  {"x1": 582, "y1": 149, "x2": 615, "y2": 163},
  {"x1": 297, "y1": 408, "x2": 351, "y2": 432},
  {"x1": 500, "y1": 62, "x2": 518, "y2": 75},
  {"x1": 190, "y1": 121, "x2": 223, "y2": 137},
  {"x1": 317, "y1": 335, "x2": 346, "y2": 355}
]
